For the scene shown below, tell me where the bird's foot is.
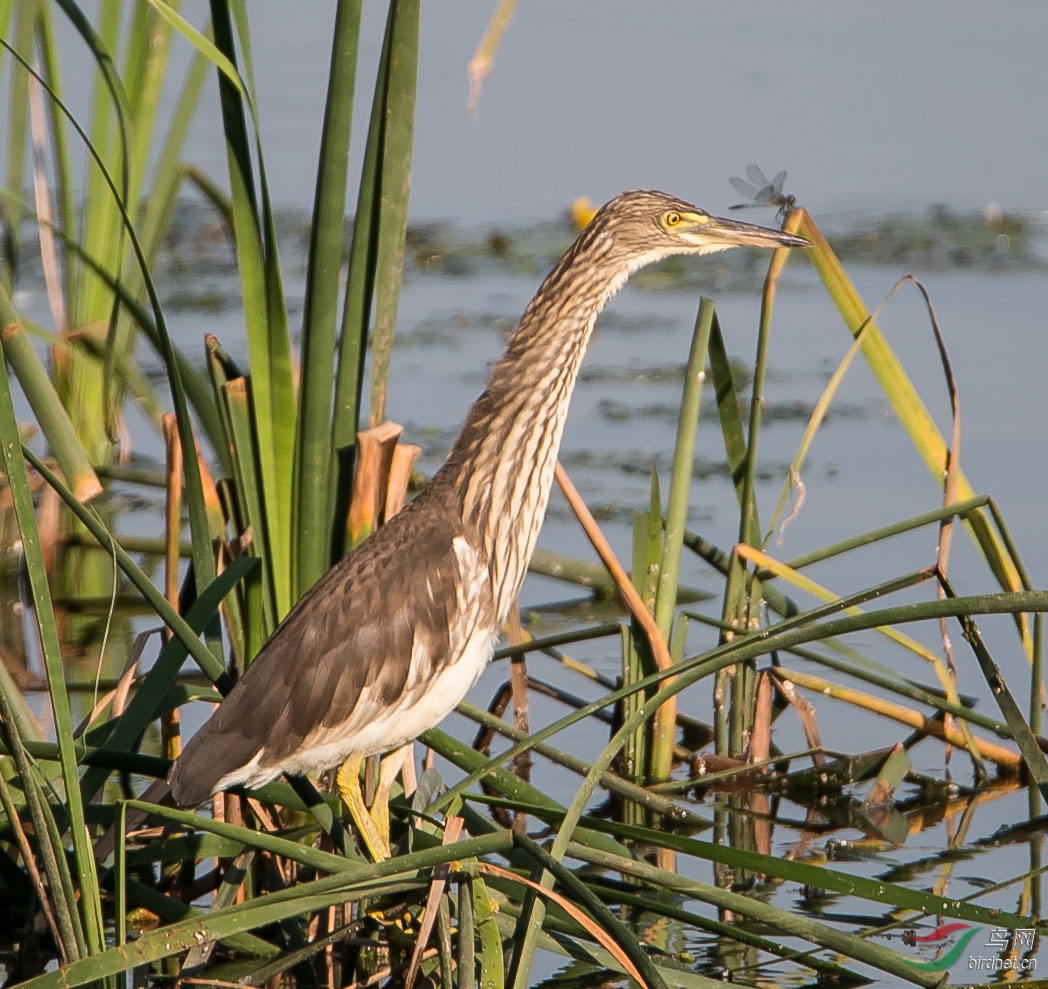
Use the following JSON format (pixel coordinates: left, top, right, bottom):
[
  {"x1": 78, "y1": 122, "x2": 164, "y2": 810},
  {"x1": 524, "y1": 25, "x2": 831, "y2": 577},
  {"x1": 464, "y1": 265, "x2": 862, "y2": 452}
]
[{"x1": 336, "y1": 757, "x2": 391, "y2": 861}]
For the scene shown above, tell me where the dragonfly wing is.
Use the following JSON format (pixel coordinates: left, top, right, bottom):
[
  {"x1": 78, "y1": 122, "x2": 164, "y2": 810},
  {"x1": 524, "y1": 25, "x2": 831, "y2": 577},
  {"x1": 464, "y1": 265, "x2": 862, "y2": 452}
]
[
  {"x1": 745, "y1": 163, "x2": 769, "y2": 187},
  {"x1": 729, "y1": 175, "x2": 757, "y2": 198}
]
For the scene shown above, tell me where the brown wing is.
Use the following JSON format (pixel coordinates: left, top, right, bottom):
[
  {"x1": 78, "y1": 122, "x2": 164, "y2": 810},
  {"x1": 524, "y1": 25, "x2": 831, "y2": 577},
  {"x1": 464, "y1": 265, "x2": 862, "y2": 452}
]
[{"x1": 168, "y1": 487, "x2": 492, "y2": 807}]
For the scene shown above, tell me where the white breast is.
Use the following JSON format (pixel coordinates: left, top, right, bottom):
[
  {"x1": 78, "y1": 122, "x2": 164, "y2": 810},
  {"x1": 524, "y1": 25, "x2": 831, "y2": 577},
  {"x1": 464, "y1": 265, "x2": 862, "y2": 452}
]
[{"x1": 218, "y1": 534, "x2": 498, "y2": 790}]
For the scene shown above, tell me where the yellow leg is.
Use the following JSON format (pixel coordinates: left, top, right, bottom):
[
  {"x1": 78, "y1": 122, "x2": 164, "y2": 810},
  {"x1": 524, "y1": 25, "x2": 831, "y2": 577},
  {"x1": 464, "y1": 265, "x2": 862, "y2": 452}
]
[
  {"x1": 371, "y1": 745, "x2": 410, "y2": 842},
  {"x1": 336, "y1": 753, "x2": 390, "y2": 861}
]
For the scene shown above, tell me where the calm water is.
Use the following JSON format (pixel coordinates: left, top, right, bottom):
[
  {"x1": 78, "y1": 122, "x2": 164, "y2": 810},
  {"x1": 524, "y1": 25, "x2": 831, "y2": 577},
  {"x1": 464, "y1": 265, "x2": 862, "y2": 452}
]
[{"x1": 49, "y1": 2, "x2": 1048, "y2": 219}]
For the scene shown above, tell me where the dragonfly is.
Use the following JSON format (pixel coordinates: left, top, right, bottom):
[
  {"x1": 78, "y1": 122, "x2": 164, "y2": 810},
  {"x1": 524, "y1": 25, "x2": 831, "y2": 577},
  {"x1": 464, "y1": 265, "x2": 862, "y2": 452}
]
[{"x1": 729, "y1": 164, "x2": 797, "y2": 218}]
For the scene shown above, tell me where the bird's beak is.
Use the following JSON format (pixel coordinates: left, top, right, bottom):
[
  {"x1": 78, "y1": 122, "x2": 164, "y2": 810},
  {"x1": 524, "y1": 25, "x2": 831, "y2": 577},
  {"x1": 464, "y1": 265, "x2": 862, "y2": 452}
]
[{"x1": 683, "y1": 213, "x2": 810, "y2": 250}]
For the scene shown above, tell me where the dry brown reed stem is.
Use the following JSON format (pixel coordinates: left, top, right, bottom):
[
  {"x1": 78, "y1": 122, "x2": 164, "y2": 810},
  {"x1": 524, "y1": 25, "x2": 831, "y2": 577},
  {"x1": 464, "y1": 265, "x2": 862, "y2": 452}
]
[
  {"x1": 772, "y1": 673, "x2": 825, "y2": 767},
  {"x1": 466, "y1": 0, "x2": 515, "y2": 114},
  {"x1": 749, "y1": 670, "x2": 773, "y2": 765},
  {"x1": 505, "y1": 606, "x2": 532, "y2": 827},
  {"x1": 772, "y1": 667, "x2": 1020, "y2": 771},
  {"x1": 404, "y1": 815, "x2": 464, "y2": 989},
  {"x1": 347, "y1": 420, "x2": 404, "y2": 547},
  {"x1": 476, "y1": 860, "x2": 647, "y2": 984},
  {"x1": 553, "y1": 461, "x2": 676, "y2": 753},
  {"x1": 385, "y1": 441, "x2": 420, "y2": 518},
  {"x1": 36, "y1": 482, "x2": 60, "y2": 578},
  {"x1": 555, "y1": 460, "x2": 679, "y2": 871},
  {"x1": 906, "y1": 272, "x2": 966, "y2": 765},
  {"x1": 0, "y1": 773, "x2": 64, "y2": 962},
  {"x1": 162, "y1": 415, "x2": 182, "y2": 763},
  {"x1": 162, "y1": 415, "x2": 182, "y2": 613},
  {"x1": 28, "y1": 71, "x2": 66, "y2": 337},
  {"x1": 77, "y1": 630, "x2": 150, "y2": 731}
]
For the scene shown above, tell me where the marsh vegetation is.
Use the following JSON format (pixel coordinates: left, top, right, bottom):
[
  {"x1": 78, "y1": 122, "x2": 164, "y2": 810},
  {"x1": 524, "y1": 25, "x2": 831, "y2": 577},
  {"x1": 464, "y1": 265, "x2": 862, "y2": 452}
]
[{"x1": 0, "y1": 3, "x2": 1045, "y2": 987}]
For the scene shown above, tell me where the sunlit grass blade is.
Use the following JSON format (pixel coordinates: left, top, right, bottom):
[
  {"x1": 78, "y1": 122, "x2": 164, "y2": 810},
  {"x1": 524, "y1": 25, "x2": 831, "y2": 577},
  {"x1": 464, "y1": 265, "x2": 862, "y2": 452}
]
[
  {"x1": 121, "y1": 878, "x2": 277, "y2": 957},
  {"x1": 466, "y1": 0, "x2": 515, "y2": 113},
  {"x1": 781, "y1": 641, "x2": 1011, "y2": 736},
  {"x1": 364, "y1": 0, "x2": 417, "y2": 428},
  {"x1": 106, "y1": 31, "x2": 210, "y2": 437},
  {"x1": 6, "y1": 39, "x2": 222, "y2": 655},
  {"x1": 124, "y1": 800, "x2": 350, "y2": 874},
  {"x1": 293, "y1": 0, "x2": 363, "y2": 596},
  {"x1": 739, "y1": 541, "x2": 984, "y2": 766},
  {"x1": 34, "y1": 3, "x2": 75, "y2": 306},
  {"x1": 624, "y1": 472, "x2": 660, "y2": 795},
  {"x1": 52, "y1": 0, "x2": 134, "y2": 461},
  {"x1": 100, "y1": 2, "x2": 179, "y2": 434},
  {"x1": 791, "y1": 209, "x2": 1029, "y2": 651},
  {"x1": 424, "y1": 729, "x2": 610, "y2": 845},
  {"x1": 738, "y1": 545, "x2": 942, "y2": 670},
  {"x1": 707, "y1": 312, "x2": 755, "y2": 751},
  {"x1": 650, "y1": 296, "x2": 715, "y2": 781},
  {"x1": 468, "y1": 875, "x2": 505, "y2": 988},
  {"x1": 721, "y1": 248, "x2": 798, "y2": 751},
  {"x1": 708, "y1": 314, "x2": 747, "y2": 503},
  {"x1": 332, "y1": 0, "x2": 419, "y2": 551},
  {"x1": 197, "y1": 0, "x2": 295, "y2": 617},
  {"x1": 0, "y1": 0, "x2": 32, "y2": 290}
]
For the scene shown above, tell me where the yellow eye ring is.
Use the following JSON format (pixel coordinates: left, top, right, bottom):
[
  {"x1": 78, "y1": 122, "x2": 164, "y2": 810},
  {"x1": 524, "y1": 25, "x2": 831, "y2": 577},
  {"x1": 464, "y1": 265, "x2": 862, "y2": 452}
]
[{"x1": 665, "y1": 211, "x2": 681, "y2": 226}]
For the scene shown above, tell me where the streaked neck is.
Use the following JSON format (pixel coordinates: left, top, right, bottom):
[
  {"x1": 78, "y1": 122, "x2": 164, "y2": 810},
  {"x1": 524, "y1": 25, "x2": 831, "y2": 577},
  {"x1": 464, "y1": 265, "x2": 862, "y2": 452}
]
[{"x1": 438, "y1": 226, "x2": 635, "y2": 621}]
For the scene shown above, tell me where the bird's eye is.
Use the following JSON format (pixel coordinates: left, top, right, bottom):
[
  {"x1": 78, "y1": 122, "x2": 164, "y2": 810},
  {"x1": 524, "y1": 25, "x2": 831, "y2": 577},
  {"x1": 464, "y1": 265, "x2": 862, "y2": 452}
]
[{"x1": 665, "y1": 211, "x2": 681, "y2": 227}]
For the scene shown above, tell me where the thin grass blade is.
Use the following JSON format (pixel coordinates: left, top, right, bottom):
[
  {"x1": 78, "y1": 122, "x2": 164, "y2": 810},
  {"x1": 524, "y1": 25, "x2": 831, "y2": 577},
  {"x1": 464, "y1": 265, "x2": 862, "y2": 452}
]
[
  {"x1": 364, "y1": 0, "x2": 418, "y2": 428},
  {"x1": 792, "y1": 209, "x2": 1028, "y2": 651},
  {"x1": 650, "y1": 296, "x2": 715, "y2": 780},
  {"x1": 293, "y1": 0, "x2": 363, "y2": 595},
  {"x1": 0, "y1": 332, "x2": 103, "y2": 953},
  {"x1": 332, "y1": 0, "x2": 419, "y2": 549},
  {"x1": 0, "y1": 0, "x2": 33, "y2": 291}
]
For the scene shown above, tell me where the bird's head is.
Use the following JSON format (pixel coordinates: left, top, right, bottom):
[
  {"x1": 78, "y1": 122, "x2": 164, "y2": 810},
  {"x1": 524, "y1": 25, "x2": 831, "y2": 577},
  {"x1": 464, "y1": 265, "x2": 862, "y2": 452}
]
[{"x1": 586, "y1": 189, "x2": 810, "y2": 273}]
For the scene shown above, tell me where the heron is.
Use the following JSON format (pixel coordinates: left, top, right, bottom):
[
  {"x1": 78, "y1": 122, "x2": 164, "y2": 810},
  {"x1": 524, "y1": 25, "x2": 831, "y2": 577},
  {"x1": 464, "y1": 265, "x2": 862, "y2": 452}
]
[{"x1": 168, "y1": 189, "x2": 808, "y2": 858}]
